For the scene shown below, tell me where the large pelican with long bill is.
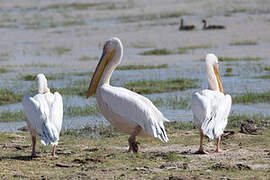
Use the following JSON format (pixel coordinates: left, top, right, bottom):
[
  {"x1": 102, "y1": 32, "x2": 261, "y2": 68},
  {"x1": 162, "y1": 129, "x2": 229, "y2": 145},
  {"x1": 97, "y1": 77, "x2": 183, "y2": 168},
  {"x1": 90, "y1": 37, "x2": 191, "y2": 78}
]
[
  {"x1": 87, "y1": 37, "x2": 169, "y2": 153},
  {"x1": 191, "y1": 54, "x2": 231, "y2": 154}
]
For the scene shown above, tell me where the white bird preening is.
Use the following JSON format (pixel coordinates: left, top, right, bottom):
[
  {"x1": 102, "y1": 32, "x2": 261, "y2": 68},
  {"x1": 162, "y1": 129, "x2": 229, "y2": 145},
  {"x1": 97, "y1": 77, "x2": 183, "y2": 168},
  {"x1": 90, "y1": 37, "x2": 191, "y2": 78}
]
[
  {"x1": 22, "y1": 74, "x2": 63, "y2": 157},
  {"x1": 87, "y1": 37, "x2": 169, "y2": 153},
  {"x1": 191, "y1": 54, "x2": 231, "y2": 154}
]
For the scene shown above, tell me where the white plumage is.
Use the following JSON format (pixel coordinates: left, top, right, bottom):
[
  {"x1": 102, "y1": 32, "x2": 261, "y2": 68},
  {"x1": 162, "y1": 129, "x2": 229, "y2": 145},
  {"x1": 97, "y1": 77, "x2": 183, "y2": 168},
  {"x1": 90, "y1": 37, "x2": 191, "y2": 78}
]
[
  {"x1": 97, "y1": 84, "x2": 169, "y2": 142},
  {"x1": 191, "y1": 90, "x2": 231, "y2": 139},
  {"x1": 22, "y1": 74, "x2": 63, "y2": 157},
  {"x1": 87, "y1": 37, "x2": 169, "y2": 152},
  {"x1": 191, "y1": 54, "x2": 232, "y2": 153}
]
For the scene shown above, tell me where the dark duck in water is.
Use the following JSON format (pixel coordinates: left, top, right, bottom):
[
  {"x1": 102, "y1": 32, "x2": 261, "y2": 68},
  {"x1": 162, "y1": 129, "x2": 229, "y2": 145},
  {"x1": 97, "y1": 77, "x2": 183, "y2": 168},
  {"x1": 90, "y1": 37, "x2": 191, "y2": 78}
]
[
  {"x1": 202, "y1": 19, "x2": 225, "y2": 30},
  {"x1": 179, "y1": 18, "x2": 195, "y2": 31}
]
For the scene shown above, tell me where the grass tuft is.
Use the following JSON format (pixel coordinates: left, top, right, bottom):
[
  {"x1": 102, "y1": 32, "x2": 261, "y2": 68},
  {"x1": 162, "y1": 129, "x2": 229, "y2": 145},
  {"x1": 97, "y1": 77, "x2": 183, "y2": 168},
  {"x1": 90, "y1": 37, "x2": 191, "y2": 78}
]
[
  {"x1": 0, "y1": 68, "x2": 10, "y2": 73},
  {"x1": 65, "y1": 105, "x2": 99, "y2": 117},
  {"x1": 0, "y1": 111, "x2": 25, "y2": 122},
  {"x1": 227, "y1": 114, "x2": 270, "y2": 129},
  {"x1": 139, "y1": 49, "x2": 173, "y2": 56},
  {"x1": 230, "y1": 41, "x2": 257, "y2": 46},
  {"x1": 219, "y1": 56, "x2": 263, "y2": 62},
  {"x1": 54, "y1": 46, "x2": 71, "y2": 56},
  {"x1": 233, "y1": 91, "x2": 270, "y2": 104},
  {"x1": 0, "y1": 89, "x2": 23, "y2": 106},
  {"x1": 254, "y1": 75, "x2": 270, "y2": 79},
  {"x1": 117, "y1": 64, "x2": 168, "y2": 70},
  {"x1": 151, "y1": 96, "x2": 189, "y2": 109},
  {"x1": 124, "y1": 78, "x2": 198, "y2": 94}
]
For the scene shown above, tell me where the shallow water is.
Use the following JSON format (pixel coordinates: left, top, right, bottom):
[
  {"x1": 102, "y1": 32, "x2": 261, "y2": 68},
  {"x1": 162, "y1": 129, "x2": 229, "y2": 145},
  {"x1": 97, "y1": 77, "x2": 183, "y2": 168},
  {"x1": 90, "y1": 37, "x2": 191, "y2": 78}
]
[{"x1": 0, "y1": 0, "x2": 270, "y2": 131}]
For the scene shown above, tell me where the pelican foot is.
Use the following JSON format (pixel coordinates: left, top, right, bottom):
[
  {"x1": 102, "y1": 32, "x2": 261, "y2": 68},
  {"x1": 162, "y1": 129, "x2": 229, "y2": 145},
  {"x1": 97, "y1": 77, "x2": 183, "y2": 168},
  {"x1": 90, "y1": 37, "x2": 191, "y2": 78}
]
[
  {"x1": 195, "y1": 149, "x2": 209, "y2": 154},
  {"x1": 128, "y1": 141, "x2": 140, "y2": 153},
  {"x1": 214, "y1": 149, "x2": 223, "y2": 153}
]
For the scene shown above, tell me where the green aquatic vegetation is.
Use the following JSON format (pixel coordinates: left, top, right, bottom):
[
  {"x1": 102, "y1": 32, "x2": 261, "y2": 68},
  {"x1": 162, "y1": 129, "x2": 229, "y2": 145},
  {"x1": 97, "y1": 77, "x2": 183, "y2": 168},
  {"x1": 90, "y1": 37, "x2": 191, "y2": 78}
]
[
  {"x1": 151, "y1": 96, "x2": 189, "y2": 109},
  {"x1": 79, "y1": 56, "x2": 92, "y2": 61},
  {"x1": 254, "y1": 75, "x2": 270, "y2": 79},
  {"x1": 230, "y1": 41, "x2": 257, "y2": 46},
  {"x1": 0, "y1": 68, "x2": 9, "y2": 73},
  {"x1": 139, "y1": 49, "x2": 173, "y2": 56},
  {"x1": 124, "y1": 78, "x2": 198, "y2": 94},
  {"x1": 225, "y1": 68, "x2": 232, "y2": 73},
  {"x1": 119, "y1": 11, "x2": 189, "y2": 23},
  {"x1": 233, "y1": 91, "x2": 270, "y2": 104},
  {"x1": 41, "y1": 2, "x2": 99, "y2": 11},
  {"x1": 65, "y1": 105, "x2": 99, "y2": 117},
  {"x1": 264, "y1": 66, "x2": 270, "y2": 71},
  {"x1": 219, "y1": 56, "x2": 263, "y2": 62},
  {"x1": 20, "y1": 73, "x2": 65, "y2": 81},
  {"x1": 116, "y1": 64, "x2": 168, "y2": 70},
  {"x1": 0, "y1": 89, "x2": 23, "y2": 106},
  {"x1": 54, "y1": 46, "x2": 72, "y2": 56},
  {"x1": 0, "y1": 110, "x2": 25, "y2": 122},
  {"x1": 71, "y1": 72, "x2": 92, "y2": 76}
]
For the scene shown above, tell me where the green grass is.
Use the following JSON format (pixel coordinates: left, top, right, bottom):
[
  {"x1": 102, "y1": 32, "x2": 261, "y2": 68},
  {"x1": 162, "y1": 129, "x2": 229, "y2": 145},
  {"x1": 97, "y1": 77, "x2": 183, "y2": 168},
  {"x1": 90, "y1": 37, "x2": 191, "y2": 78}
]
[
  {"x1": 124, "y1": 78, "x2": 198, "y2": 94},
  {"x1": 233, "y1": 91, "x2": 270, "y2": 104},
  {"x1": 71, "y1": 72, "x2": 92, "y2": 76},
  {"x1": 139, "y1": 49, "x2": 173, "y2": 56},
  {"x1": 20, "y1": 73, "x2": 65, "y2": 81},
  {"x1": 0, "y1": 89, "x2": 23, "y2": 106},
  {"x1": 51, "y1": 79, "x2": 89, "y2": 96},
  {"x1": 41, "y1": 2, "x2": 99, "y2": 11},
  {"x1": 54, "y1": 46, "x2": 71, "y2": 56},
  {"x1": 79, "y1": 56, "x2": 93, "y2": 61},
  {"x1": 65, "y1": 105, "x2": 99, "y2": 117},
  {"x1": 225, "y1": 68, "x2": 232, "y2": 73},
  {"x1": 264, "y1": 66, "x2": 270, "y2": 71},
  {"x1": 116, "y1": 64, "x2": 168, "y2": 70},
  {"x1": 119, "y1": 11, "x2": 189, "y2": 23},
  {"x1": 227, "y1": 114, "x2": 270, "y2": 129},
  {"x1": 151, "y1": 96, "x2": 189, "y2": 109},
  {"x1": 219, "y1": 56, "x2": 263, "y2": 62},
  {"x1": 0, "y1": 68, "x2": 9, "y2": 73},
  {"x1": 0, "y1": 110, "x2": 25, "y2": 122},
  {"x1": 141, "y1": 45, "x2": 212, "y2": 56},
  {"x1": 254, "y1": 75, "x2": 270, "y2": 79},
  {"x1": 230, "y1": 41, "x2": 257, "y2": 46}
]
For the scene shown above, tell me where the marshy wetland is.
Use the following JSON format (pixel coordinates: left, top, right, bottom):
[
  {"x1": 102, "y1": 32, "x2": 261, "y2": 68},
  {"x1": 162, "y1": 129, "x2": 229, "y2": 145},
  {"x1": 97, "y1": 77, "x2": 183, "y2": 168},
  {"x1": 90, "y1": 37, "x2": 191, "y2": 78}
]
[{"x1": 0, "y1": 0, "x2": 270, "y2": 179}]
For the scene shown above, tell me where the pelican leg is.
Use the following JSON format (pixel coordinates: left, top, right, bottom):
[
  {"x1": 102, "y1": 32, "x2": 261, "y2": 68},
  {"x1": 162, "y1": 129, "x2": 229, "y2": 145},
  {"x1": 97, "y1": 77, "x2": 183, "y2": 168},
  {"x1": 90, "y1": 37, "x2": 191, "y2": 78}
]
[
  {"x1": 128, "y1": 125, "x2": 142, "y2": 153},
  {"x1": 52, "y1": 145, "x2": 57, "y2": 157},
  {"x1": 196, "y1": 128, "x2": 208, "y2": 154},
  {"x1": 215, "y1": 136, "x2": 222, "y2": 153},
  {"x1": 31, "y1": 135, "x2": 37, "y2": 157}
]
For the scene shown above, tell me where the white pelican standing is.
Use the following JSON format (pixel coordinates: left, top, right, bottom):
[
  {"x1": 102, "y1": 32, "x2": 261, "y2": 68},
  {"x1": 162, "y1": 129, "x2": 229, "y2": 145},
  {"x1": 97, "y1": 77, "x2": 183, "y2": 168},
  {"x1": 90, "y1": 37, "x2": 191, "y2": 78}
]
[
  {"x1": 191, "y1": 54, "x2": 231, "y2": 154},
  {"x1": 22, "y1": 74, "x2": 63, "y2": 157},
  {"x1": 87, "y1": 37, "x2": 169, "y2": 153}
]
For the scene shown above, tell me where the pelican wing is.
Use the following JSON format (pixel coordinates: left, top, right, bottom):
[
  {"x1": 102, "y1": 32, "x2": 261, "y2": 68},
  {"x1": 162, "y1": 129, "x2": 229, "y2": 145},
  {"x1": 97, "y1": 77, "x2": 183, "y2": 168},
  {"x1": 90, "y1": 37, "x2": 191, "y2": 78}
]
[
  {"x1": 99, "y1": 85, "x2": 169, "y2": 142},
  {"x1": 191, "y1": 89, "x2": 231, "y2": 139},
  {"x1": 22, "y1": 92, "x2": 63, "y2": 145}
]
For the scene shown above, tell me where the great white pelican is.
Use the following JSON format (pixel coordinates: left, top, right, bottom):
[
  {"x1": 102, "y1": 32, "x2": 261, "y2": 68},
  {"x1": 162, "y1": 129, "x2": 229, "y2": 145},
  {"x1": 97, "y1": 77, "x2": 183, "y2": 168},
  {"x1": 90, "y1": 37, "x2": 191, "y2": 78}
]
[
  {"x1": 87, "y1": 37, "x2": 169, "y2": 153},
  {"x1": 191, "y1": 54, "x2": 231, "y2": 154},
  {"x1": 22, "y1": 74, "x2": 63, "y2": 157}
]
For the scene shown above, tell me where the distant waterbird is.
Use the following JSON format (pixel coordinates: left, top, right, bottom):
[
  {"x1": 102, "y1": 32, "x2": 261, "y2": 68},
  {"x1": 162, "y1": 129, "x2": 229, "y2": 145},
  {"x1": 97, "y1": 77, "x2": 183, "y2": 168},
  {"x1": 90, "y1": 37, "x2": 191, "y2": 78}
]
[
  {"x1": 191, "y1": 54, "x2": 231, "y2": 154},
  {"x1": 202, "y1": 19, "x2": 225, "y2": 30},
  {"x1": 23, "y1": 74, "x2": 63, "y2": 157},
  {"x1": 179, "y1": 18, "x2": 195, "y2": 31},
  {"x1": 87, "y1": 37, "x2": 169, "y2": 153}
]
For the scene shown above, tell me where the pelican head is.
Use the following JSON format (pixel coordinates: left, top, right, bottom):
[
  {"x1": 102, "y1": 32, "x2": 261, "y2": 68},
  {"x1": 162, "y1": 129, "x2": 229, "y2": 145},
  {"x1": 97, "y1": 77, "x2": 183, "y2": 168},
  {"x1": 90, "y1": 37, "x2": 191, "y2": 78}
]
[
  {"x1": 87, "y1": 37, "x2": 123, "y2": 98},
  {"x1": 36, "y1": 74, "x2": 50, "y2": 94},
  {"x1": 205, "y1": 54, "x2": 224, "y2": 93}
]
